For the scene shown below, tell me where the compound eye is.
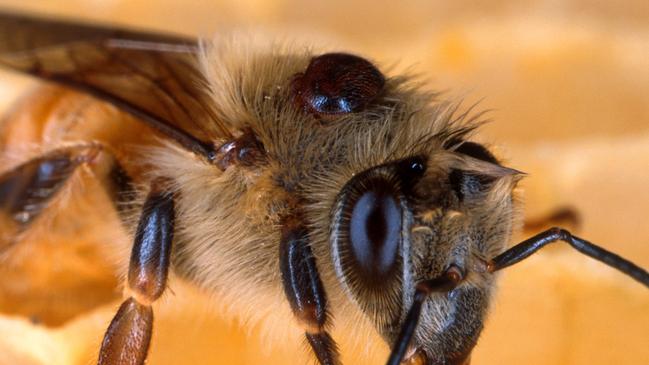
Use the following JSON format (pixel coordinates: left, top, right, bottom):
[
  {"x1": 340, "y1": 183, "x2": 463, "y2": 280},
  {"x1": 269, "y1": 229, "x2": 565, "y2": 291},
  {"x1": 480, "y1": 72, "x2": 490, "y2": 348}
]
[
  {"x1": 291, "y1": 53, "x2": 385, "y2": 117},
  {"x1": 332, "y1": 158, "x2": 424, "y2": 324},
  {"x1": 338, "y1": 177, "x2": 404, "y2": 291},
  {"x1": 452, "y1": 141, "x2": 499, "y2": 164},
  {"x1": 349, "y1": 182, "x2": 402, "y2": 279}
]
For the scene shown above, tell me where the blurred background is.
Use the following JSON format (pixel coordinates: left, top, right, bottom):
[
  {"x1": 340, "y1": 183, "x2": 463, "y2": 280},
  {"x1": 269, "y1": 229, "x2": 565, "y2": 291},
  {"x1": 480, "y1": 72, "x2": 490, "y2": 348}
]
[{"x1": 0, "y1": 1, "x2": 648, "y2": 364}]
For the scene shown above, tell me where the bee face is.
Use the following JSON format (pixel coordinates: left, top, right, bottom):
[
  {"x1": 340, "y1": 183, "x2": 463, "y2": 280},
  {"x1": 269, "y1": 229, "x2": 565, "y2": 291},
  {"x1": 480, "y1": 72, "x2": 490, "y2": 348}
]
[{"x1": 326, "y1": 143, "x2": 519, "y2": 364}]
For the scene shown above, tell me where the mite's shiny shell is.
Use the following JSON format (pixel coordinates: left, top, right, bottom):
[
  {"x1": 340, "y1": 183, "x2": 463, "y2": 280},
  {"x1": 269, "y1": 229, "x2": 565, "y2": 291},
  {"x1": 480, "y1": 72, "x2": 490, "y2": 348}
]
[{"x1": 290, "y1": 53, "x2": 385, "y2": 117}]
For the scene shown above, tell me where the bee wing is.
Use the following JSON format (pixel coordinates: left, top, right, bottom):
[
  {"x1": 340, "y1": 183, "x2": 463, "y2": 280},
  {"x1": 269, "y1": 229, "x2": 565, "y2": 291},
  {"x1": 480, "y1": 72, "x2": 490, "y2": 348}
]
[{"x1": 0, "y1": 12, "x2": 231, "y2": 159}]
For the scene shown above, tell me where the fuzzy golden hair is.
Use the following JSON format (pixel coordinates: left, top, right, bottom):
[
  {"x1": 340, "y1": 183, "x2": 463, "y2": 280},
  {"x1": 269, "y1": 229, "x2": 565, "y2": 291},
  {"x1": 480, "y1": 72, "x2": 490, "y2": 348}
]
[{"x1": 143, "y1": 39, "x2": 521, "y2": 362}]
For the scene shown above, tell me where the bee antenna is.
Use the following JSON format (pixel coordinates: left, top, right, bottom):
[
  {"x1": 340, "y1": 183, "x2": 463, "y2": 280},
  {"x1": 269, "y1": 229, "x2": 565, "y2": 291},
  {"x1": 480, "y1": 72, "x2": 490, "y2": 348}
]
[
  {"x1": 488, "y1": 227, "x2": 649, "y2": 288},
  {"x1": 385, "y1": 266, "x2": 464, "y2": 365}
]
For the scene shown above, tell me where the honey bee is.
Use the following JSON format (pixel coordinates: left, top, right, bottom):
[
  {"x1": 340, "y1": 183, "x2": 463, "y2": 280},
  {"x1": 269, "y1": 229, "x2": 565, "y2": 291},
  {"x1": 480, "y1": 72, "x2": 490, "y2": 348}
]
[{"x1": 0, "y1": 11, "x2": 648, "y2": 365}]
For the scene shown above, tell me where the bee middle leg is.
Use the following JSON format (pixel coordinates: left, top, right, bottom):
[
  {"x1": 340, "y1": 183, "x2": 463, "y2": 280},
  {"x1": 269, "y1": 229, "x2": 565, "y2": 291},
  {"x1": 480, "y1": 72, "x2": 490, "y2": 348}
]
[
  {"x1": 280, "y1": 216, "x2": 340, "y2": 365},
  {"x1": 97, "y1": 179, "x2": 174, "y2": 365}
]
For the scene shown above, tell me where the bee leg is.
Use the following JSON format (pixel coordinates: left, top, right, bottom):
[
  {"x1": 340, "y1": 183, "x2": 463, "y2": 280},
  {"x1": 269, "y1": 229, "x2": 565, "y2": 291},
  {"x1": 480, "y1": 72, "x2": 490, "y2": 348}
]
[
  {"x1": 0, "y1": 144, "x2": 101, "y2": 243},
  {"x1": 101, "y1": 155, "x2": 137, "y2": 220},
  {"x1": 488, "y1": 227, "x2": 649, "y2": 288},
  {"x1": 98, "y1": 180, "x2": 174, "y2": 365},
  {"x1": 385, "y1": 266, "x2": 464, "y2": 365},
  {"x1": 279, "y1": 218, "x2": 340, "y2": 365}
]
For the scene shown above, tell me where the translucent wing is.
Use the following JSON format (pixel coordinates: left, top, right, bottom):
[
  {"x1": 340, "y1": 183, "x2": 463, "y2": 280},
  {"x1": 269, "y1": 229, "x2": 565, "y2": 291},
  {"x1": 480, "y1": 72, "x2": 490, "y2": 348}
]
[{"x1": 0, "y1": 11, "x2": 231, "y2": 159}]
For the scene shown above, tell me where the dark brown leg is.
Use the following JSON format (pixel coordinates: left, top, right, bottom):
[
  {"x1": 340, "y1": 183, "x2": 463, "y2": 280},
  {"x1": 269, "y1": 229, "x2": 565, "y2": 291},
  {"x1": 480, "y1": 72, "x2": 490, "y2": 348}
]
[
  {"x1": 101, "y1": 156, "x2": 137, "y2": 220},
  {"x1": 279, "y1": 217, "x2": 340, "y2": 365},
  {"x1": 385, "y1": 266, "x2": 464, "y2": 365},
  {"x1": 488, "y1": 227, "x2": 649, "y2": 288},
  {"x1": 98, "y1": 180, "x2": 174, "y2": 365}
]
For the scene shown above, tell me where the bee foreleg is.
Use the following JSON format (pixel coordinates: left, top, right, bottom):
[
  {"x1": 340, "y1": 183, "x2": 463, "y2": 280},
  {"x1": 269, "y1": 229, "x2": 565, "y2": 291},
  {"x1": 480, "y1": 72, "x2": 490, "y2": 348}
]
[
  {"x1": 488, "y1": 227, "x2": 649, "y2": 288},
  {"x1": 279, "y1": 217, "x2": 340, "y2": 365},
  {"x1": 98, "y1": 179, "x2": 174, "y2": 365},
  {"x1": 386, "y1": 266, "x2": 464, "y2": 365}
]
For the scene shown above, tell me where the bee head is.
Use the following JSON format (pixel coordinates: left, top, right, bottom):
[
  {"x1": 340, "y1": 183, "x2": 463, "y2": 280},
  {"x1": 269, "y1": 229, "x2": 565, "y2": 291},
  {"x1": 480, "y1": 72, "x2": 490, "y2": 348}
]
[{"x1": 330, "y1": 141, "x2": 520, "y2": 364}]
